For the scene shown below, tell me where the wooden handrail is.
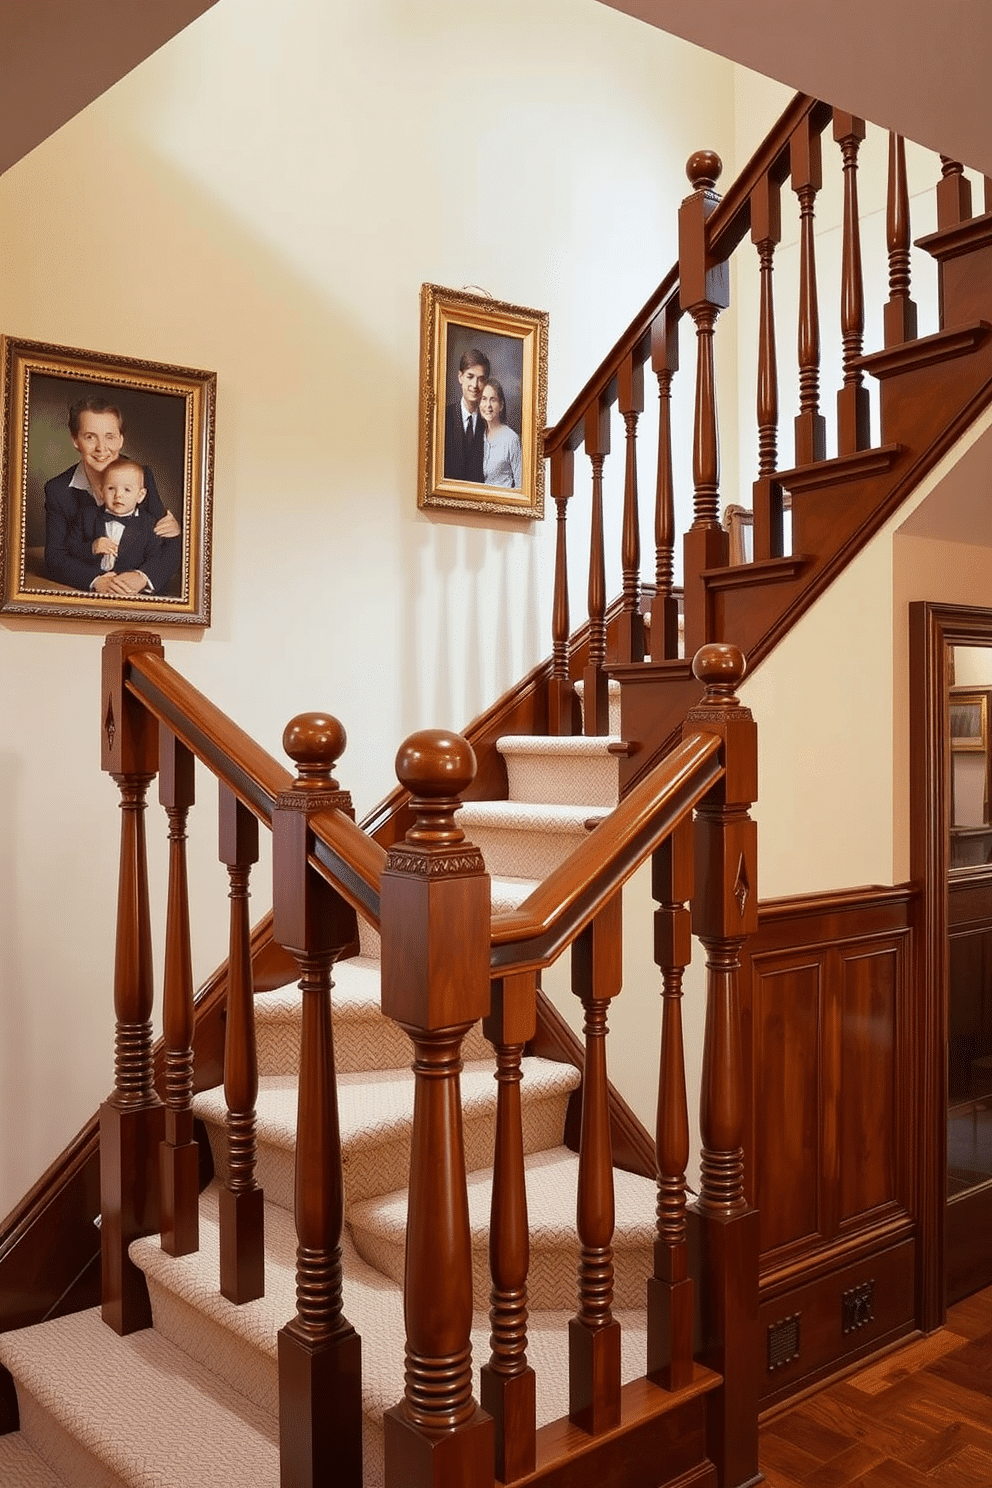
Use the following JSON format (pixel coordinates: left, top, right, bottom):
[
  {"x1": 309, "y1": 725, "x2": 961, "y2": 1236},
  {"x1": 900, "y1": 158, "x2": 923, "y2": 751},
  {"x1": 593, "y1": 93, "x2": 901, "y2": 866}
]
[
  {"x1": 125, "y1": 648, "x2": 386, "y2": 927},
  {"x1": 489, "y1": 731, "x2": 723, "y2": 971},
  {"x1": 542, "y1": 93, "x2": 826, "y2": 460}
]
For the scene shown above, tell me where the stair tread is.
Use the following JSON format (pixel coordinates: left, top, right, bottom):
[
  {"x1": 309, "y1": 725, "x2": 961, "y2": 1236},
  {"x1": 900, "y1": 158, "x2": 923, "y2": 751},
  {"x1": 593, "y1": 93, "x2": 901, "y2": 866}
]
[
  {"x1": 0, "y1": 1307, "x2": 279, "y2": 1488},
  {"x1": 0, "y1": 1433, "x2": 68, "y2": 1488},
  {"x1": 193, "y1": 1056, "x2": 582, "y2": 1155},
  {"x1": 496, "y1": 734, "x2": 624, "y2": 755},
  {"x1": 350, "y1": 1145, "x2": 656, "y2": 1243},
  {"x1": 457, "y1": 800, "x2": 611, "y2": 830},
  {"x1": 131, "y1": 1184, "x2": 652, "y2": 1436}
]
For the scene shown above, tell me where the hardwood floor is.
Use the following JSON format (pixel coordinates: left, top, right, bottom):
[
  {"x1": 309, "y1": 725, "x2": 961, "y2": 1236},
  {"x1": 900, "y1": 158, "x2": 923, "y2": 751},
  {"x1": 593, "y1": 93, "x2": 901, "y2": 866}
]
[{"x1": 759, "y1": 1287, "x2": 992, "y2": 1486}]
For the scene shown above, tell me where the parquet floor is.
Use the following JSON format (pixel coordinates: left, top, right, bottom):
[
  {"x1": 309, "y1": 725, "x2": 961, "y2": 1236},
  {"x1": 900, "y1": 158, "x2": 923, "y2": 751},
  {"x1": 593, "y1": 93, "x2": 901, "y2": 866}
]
[{"x1": 759, "y1": 1287, "x2": 992, "y2": 1486}]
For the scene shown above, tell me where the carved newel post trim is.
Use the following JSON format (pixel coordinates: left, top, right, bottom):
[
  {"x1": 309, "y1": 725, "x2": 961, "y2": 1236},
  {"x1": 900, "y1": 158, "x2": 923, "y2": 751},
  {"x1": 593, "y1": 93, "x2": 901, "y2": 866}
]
[
  {"x1": 380, "y1": 731, "x2": 495, "y2": 1488},
  {"x1": 683, "y1": 644, "x2": 760, "y2": 1488},
  {"x1": 100, "y1": 629, "x2": 166, "y2": 1336},
  {"x1": 273, "y1": 714, "x2": 362, "y2": 1488},
  {"x1": 679, "y1": 151, "x2": 730, "y2": 660}
]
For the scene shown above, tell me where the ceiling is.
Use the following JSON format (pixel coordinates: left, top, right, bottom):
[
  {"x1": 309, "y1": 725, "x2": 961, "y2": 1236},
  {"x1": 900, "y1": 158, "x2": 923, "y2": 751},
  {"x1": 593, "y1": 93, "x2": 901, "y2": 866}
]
[
  {"x1": 0, "y1": 0, "x2": 219, "y2": 176},
  {"x1": 599, "y1": 0, "x2": 991, "y2": 175}
]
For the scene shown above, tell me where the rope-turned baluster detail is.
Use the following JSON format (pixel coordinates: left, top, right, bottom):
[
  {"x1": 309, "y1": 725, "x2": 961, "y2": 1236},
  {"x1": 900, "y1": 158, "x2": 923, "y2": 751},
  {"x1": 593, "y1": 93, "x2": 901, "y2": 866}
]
[
  {"x1": 583, "y1": 401, "x2": 611, "y2": 735},
  {"x1": 650, "y1": 304, "x2": 680, "y2": 658},
  {"x1": 884, "y1": 133, "x2": 918, "y2": 346},
  {"x1": 792, "y1": 117, "x2": 826, "y2": 464},
  {"x1": 159, "y1": 729, "x2": 198, "y2": 1259},
  {"x1": 218, "y1": 784, "x2": 263, "y2": 1305},
  {"x1": 647, "y1": 818, "x2": 694, "y2": 1391},
  {"x1": 834, "y1": 112, "x2": 870, "y2": 454},
  {"x1": 100, "y1": 629, "x2": 165, "y2": 1338},
  {"x1": 617, "y1": 354, "x2": 645, "y2": 665},
  {"x1": 481, "y1": 971, "x2": 537, "y2": 1483},
  {"x1": 750, "y1": 170, "x2": 783, "y2": 561},
  {"x1": 682, "y1": 642, "x2": 760, "y2": 1488},
  {"x1": 274, "y1": 714, "x2": 362, "y2": 1488},
  {"x1": 380, "y1": 731, "x2": 495, "y2": 1488},
  {"x1": 679, "y1": 150, "x2": 730, "y2": 659},
  {"x1": 569, "y1": 895, "x2": 622, "y2": 1436},
  {"x1": 549, "y1": 446, "x2": 579, "y2": 735},
  {"x1": 937, "y1": 156, "x2": 973, "y2": 229}
]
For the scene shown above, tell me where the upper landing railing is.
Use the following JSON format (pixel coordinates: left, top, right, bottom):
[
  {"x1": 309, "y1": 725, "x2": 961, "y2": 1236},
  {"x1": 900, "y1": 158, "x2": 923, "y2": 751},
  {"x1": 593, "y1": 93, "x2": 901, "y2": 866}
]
[{"x1": 542, "y1": 93, "x2": 992, "y2": 736}]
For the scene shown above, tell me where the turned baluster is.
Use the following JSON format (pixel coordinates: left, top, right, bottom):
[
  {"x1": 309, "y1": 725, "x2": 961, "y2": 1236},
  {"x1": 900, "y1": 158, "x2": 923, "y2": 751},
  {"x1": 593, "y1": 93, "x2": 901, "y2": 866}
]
[
  {"x1": 381, "y1": 731, "x2": 494, "y2": 1488},
  {"x1": 100, "y1": 629, "x2": 165, "y2": 1336},
  {"x1": 549, "y1": 446, "x2": 579, "y2": 736},
  {"x1": 834, "y1": 113, "x2": 870, "y2": 455},
  {"x1": 679, "y1": 150, "x2": 730, "y2": 660},
  {"x1": 647, "y1": 818, "x2": 694, "y2": 1391},
  {"x1": 569, "y1": 895, "x2": 622, "y2": 1435},
  {"x1": 683, "y1": 643, "x2": 759, "y2": 1488},
  {"x1": 617, "y1": 354, "x2": 645, "y2": 665},
  {"x1": 792, "y1": 117, "x2": 826, "y2": 464},
  {"x1": 481, "y1": 971, "x2": 538, "y2": 1483},
  {"x1": 651, "y1": 303, "x2": 681, "y2": 658},
  {"x1": 750, "y1": 171, "x2": 784, "y2": 561},
  {"x1": 937, "y1": 156, "x2": 973, "y2": 229},
  {"x1": 218, "y1": 784, "x2": 263, "y2": 1304},
  {"x1": 274, "y1": 714, "x2": 362, "y2": 1488},
  {"x1": 159, "y1": 728, "x2": 198, "y2": 1258},
  {"x1": 884, "y1": 133, "x2": 918, "y2": 346},
  {"x1": 583, "y1": 401, "x2": 611, "y2": 735}
]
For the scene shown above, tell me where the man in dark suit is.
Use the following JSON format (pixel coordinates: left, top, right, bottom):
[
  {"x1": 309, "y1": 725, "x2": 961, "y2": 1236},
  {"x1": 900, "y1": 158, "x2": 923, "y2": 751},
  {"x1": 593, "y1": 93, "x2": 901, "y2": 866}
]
[
  {"x1": 44, "y1": 392, "x2": 180, "y2": 592},
  {"x1": 71, "y1": 456, "x2": 181, "y2": 596},
  {"x1": 443, "y1": 348, "x2": 490, "y2": 482}
]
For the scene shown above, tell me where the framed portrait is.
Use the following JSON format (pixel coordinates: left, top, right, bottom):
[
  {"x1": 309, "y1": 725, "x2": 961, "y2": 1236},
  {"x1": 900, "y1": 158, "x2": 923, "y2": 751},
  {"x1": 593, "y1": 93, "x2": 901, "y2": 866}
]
[
  {"x1": 950, "y1": 690, "x2": 988, "y2": 752},
  {"x1": 418, "y1": 284, "x2": 548, "y2": 520},
  {"x1": 0, "y1": 335, "x2": 215, "y2": 626}
]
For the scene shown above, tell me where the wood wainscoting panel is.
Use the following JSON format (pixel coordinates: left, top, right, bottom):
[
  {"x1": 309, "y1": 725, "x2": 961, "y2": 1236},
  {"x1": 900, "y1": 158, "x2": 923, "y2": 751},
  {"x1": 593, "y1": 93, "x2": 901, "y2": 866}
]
[{"x1": 745, "y1": 886, "x2": 919, "y2": 1405}]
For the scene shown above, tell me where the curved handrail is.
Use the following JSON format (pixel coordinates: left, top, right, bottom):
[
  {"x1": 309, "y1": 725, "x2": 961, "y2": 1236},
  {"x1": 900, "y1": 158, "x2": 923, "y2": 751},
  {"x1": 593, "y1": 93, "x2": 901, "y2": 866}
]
[
  {"x1": 542, "y1": 91, "x2": 826, "y2": 459},
  {"x1": 489, "y1": 730, "x2": 723, "y2": 972}
]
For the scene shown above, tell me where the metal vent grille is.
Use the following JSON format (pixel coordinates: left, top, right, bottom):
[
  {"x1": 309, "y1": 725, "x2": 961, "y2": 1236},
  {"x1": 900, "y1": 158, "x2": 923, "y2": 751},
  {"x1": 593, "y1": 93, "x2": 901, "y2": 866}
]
[
  {"x1": 768, "y1": 1312, "x2": 801, "y2": 1371},
  {"x1": 843, "y1": 1279, "x2": 875, "y2": 1334}
]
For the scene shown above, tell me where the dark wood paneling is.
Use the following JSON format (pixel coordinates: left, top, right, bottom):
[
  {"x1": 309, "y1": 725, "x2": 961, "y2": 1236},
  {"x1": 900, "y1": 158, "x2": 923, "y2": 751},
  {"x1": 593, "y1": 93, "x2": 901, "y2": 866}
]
[
  {"x1": 758, "y1": 1238, "x2": 916, "y2": 1411},
  {"x1": 755, "y1": 959, "x2": 821, "y2": 1254},
  {"x1": 946, "y1": 1183, "x2": 992, "y2": 1302},
  {"x1": 745, "y1": 886, "x2": 919, "y2": 1406}
]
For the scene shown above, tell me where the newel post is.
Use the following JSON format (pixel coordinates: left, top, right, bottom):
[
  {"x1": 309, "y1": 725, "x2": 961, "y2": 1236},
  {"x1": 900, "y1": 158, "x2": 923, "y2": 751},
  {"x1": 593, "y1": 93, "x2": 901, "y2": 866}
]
[
  {"x1": 273, "y1": 714, "x2": 362, "y2": 1488},
  {"x1": 683, "y1": 644, "x2": 760, "y2": 1488},
  {"x1": 679, "y1": 152, "x2": 730, "y2": 660},
  {"x1": 100, "y1": 629, "x2": 166, "y2": 1335},
  {"x1": 381, "y1": 731, "x2": 495, "y2": 1488}
]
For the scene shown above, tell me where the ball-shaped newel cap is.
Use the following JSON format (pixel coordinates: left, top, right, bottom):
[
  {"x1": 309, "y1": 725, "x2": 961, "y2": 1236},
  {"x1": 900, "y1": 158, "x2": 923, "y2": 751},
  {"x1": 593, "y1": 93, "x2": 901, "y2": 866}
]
[
  {"x1": 686, "y1": 150, "x2": 722, "y2": 192},
  {"x1": 282, "y1": 712, "x2": 346, "y2": 788},
  {"x1": 395, "y1": 729, "x2": 476, "y2": 799},
  {"x1": 692, "y1": 643, "x2": 746, "y2": 697}
]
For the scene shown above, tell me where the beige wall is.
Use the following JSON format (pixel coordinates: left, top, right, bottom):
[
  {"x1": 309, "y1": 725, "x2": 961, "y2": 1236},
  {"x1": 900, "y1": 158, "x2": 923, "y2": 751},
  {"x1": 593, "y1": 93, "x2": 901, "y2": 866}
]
[{"x1": 0, "y1": 0, "x2": 747, "y2": 1219}]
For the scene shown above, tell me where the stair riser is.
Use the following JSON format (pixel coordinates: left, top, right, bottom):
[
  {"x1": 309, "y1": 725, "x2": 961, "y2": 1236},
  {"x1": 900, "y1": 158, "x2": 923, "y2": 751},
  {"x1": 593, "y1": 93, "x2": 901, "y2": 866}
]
[
  {"x1": 351, "y1": 1230, "x2": 655, "y2": 1313},
  {"x1": 461, "y1": 823, "x2": 591, "y2": 881},
  {"x1": 502, "y1": 755, "x2": 620, "y2": 808},
  {"x1": 203, "y1": 1089, "x2": 574, "y2": 1210},
  {"x1": 256, "y1": 1013, "x2": 492, "y2": 1079},
  {"x1": 14, "y1": 1389, "x2": 122, "y2": 1488}
]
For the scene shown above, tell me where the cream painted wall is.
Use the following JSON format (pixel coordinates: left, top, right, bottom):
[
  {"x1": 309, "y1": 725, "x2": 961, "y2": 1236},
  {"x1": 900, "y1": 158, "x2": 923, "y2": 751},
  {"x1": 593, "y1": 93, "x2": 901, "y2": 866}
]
[{"x1": 0, "y1": 0, "x2": 750, "y2": 1219}]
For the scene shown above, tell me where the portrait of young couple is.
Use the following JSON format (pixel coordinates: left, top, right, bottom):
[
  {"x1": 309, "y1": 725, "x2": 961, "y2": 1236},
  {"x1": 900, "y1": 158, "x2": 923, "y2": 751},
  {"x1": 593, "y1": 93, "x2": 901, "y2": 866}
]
[{"x1": 418, "y1": 284, "x2": 547, "y2": 521}]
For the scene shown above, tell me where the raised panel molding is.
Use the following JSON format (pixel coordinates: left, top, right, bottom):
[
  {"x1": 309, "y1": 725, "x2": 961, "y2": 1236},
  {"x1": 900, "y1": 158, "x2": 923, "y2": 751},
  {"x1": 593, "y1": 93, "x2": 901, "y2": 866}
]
[{"x1": 745, "y1": 886, "x2": 919, "y2": 1406}]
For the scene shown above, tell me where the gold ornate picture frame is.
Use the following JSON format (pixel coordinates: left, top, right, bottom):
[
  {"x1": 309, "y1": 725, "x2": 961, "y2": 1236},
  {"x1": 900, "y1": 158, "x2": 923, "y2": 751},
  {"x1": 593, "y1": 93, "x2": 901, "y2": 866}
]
[
  {"x1": 418, "y1": 284, "x2": 547, "y2": 520},
  {"x1": 1, "y1": 335, "x2": 215, "y2": 626}
]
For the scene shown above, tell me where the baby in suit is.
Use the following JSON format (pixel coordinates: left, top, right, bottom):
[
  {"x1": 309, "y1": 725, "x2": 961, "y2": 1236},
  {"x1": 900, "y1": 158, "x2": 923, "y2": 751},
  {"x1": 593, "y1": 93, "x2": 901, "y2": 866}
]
[{"x1": 71, "y1": 456, "x2": 180, "y2": 597}]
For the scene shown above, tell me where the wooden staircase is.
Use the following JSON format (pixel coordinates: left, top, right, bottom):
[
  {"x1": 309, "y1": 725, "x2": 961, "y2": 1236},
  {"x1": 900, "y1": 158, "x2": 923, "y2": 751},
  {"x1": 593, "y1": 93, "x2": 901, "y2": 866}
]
[{"x1": 2, "y1": 86, "x2": 992, "y2": 1488}]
